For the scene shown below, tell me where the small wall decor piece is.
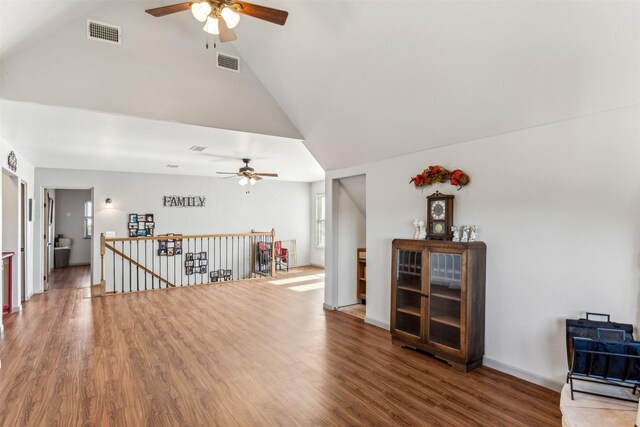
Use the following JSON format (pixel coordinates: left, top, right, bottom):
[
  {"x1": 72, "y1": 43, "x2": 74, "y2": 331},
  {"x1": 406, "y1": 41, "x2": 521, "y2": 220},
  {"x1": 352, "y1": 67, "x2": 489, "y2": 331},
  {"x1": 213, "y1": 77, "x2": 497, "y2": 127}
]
[
  {"x1": 184, "y1": 252, "x2": 208, "y2": 275},
  {"x1": 410, "y1": 165, "x2": 470, "y2": 190},
  {"x1": 128, "y1": 213, "x2": 155, "y2": 237},
  {"x1": 162, "y1": 195, "x2": 206, "y2": 208},
  {"x1": 7, "y1": 150, "x2": 17, "y2": 172},
  {"x1": 157, "y1": 234, "x2": 183, "y2": 256}
]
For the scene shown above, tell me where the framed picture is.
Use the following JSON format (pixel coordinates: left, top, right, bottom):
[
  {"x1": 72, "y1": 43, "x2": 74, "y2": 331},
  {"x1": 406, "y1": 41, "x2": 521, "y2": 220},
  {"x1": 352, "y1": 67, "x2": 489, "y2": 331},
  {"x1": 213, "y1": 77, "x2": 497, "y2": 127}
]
[
  {"x1": 146, "y1": 228, "x2": 154, "y2": 237},
  {"x1": 186, "y1": 267, "x2": 194, "y2": 275},
  {"x1": 175, "y1": 240, "x2": 182, "y2": 249},
  {"x1": 175, "y1": 248, "x2": 183, "y2": 255},
  {"x1": 137, "y1": 215, "x2": 146, "y2": 222},
  {"x1": 158, "y1": 248, "x2": 167, "y2": 256},
  {"x1": 137, "y1": 230, "x2": 147, "y2": 237},
  {"x1": 185, "y1": 261, "x2": 194, "y2": 267},
  {"x1": 186, "y1": 253, "x2": 194, "y2": 261},
  {"x1": 128, "y1": 223, "x2": 137, "y2": 229},
  {"x1": 129, "y1": 214, "x2": 138, "y2": 223},
  {"x1": 199, "y1": 266, "x2": 207, "y2": 274},
  {"x1": 167, "y1": 247, "x2": 174, "y2": 256},
  {"x1": 146, "y1": 214, "x2": 154, "y2": 222},
  {"x1": 194, "y1": 260, "x2": 201, "y2": 267},
  {"x1": 199, "y1": 252, "x2": 207, "y2": 260},
  {"x1": 138, "y1": 222, "x2": 145, "y2": 230},
  {"x1": 146, "y1": 222, "x2": 155, "y2": 228},
  {"x1": 200, "y1": 259, "x2": 208, "y2": 266},
  {"x1": 129, "y1": 229, "x2": 137, "y2": 238},
  {"x1": 167, "y1": 241, "x2": 175, "y2": 248},
  {"x1": 159, "y1": 241, "x2": 167, "y2": 250}
]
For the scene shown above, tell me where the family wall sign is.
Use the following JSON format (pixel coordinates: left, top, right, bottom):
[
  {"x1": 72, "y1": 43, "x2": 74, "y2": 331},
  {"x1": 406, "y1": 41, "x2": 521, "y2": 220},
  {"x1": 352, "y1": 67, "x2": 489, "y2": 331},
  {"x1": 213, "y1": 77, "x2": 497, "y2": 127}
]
[{"x1": 162, "y1": 195, "x2": 206, "y2": 208}]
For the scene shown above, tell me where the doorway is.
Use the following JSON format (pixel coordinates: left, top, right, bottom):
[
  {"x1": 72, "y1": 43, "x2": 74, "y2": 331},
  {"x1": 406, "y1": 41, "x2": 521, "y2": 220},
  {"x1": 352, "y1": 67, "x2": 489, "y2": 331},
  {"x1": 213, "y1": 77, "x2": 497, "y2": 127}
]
[
  {"x1": 20, "y1": 181, "x2": 27, "y2": 302},
  {"x1": 43, "y1": 188, "x2": 93, "y2": 291},
  {"x1": 333, "y1": 174, "x2": 366, "y2": 320},
  {"x1": 2, "y1": 171, "x2": 21, "y2": 312}
]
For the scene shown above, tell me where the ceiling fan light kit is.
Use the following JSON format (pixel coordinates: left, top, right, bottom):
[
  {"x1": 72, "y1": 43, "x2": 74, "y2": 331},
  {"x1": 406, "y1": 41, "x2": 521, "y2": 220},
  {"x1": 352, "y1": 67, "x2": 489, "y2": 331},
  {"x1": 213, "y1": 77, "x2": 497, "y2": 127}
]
[
  {"x1": 146, "y1": 1, "x2": 288, "y2": 43},
  {"x1": 218, "y1": 158, "x2": 278, "y2": 186}
]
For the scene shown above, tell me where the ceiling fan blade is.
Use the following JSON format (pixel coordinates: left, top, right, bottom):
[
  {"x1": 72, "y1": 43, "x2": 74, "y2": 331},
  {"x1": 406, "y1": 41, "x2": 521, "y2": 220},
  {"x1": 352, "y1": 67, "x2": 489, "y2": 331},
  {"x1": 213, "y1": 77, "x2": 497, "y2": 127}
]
[
  {"x1": 218, "y1": 17, "x2": 238, "y2": 42},
  {"x1": 216, "y1": 172, "x2": 240, "y2": 175},
  {"x1": 255, "y1": 173, "x2": 278, "y2": 177},
  {"x1": 253, "y1": 176, "x2": 263, "y2": 181},
  {"x1": 145, "y1": 2, "x2": 192, "y2": 17},
  {"x1": 232, "y1": 1, "x2": 288, "y2": 25}
]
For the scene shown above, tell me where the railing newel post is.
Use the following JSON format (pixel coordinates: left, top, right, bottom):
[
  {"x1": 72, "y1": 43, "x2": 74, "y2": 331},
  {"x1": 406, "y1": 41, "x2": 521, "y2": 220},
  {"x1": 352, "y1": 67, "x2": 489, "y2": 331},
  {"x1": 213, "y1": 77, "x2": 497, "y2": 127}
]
[
  {"x1": 270, "y1": 228, "x2": 276, "y2": 277},
  {"x1": 100, "y1": 232, "x2": 106, "y2": 296}
]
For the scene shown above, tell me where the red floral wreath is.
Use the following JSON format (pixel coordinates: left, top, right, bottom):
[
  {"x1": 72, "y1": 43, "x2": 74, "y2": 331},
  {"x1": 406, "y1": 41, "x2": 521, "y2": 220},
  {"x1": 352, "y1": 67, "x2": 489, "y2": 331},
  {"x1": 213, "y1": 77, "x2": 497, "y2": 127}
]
[{"x1": 410, "y1": 165, "x2": 470, "y2": 190}]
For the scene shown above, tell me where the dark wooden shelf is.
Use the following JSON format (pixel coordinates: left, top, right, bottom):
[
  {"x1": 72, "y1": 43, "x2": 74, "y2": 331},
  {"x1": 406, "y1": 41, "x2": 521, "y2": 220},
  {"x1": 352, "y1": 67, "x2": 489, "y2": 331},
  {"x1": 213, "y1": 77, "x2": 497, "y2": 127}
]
[
  {"x1": 358, "y1": 292, "x2": 367, "y2": 300},
  {"x1": 430, "y1": 288, "x2": 461, "y2": 302},
  {"x1": 398, "y1": 271, "x2": 421, "y2": 277},
  {"x1": 397, "y1": 306, "x2": 421, "y2": 317},
  {"x1": 397, "y1": 285, "x2": 421, "y2": 294},
  {"x1": 430, "y1": 312, "x2": 460, "y2": 328},
  {"x1": 357, "y1": 248, "x2": 366, "y2": 303}
]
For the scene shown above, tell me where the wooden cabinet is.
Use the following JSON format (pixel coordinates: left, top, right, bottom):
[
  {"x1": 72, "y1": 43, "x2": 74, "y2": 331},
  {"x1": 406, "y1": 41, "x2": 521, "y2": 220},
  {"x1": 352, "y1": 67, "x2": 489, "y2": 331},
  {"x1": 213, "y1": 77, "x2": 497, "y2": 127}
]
[
  {"x1": 391, "y1": 239, "x2": 486, "y2": 372},
  {"x1": 357, "y1": 248, "x2": 366, "y2": 302}
]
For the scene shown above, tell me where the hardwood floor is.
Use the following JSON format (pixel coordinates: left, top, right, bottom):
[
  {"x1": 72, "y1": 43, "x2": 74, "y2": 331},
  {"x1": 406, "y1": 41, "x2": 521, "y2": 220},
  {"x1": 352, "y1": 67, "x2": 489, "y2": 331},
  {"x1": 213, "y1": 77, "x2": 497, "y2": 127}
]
[
  {"x1": 47, "y1": 265, "x2": 91, "y2": 290},
  {"x1": 0, "y1": 267, "x2": 561, "y2": 426}
]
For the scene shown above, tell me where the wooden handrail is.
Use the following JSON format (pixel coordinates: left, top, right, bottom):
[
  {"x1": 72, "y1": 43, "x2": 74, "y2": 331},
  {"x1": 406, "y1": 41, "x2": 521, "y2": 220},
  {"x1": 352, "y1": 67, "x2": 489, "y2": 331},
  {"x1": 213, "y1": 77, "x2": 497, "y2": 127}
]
[
  {"x1": 99, "y1": 229, "x2": 277, "y2": 295},
  {"x1": 104, "y1": 231, "x2": 273, "y2": 243},
  {"x1": 105, "y1": 243, "x2": 175, "y2": 288}
]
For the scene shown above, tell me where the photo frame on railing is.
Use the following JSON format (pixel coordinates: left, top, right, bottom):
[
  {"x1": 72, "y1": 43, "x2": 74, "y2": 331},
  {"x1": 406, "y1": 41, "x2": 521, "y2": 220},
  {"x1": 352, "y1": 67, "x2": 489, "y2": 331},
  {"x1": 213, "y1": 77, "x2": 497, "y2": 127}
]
[
  {"x1": 157, "y1": 233, "x2": 183, "y2": 256},
  {"x1": 185, "y1": 252, "x2": 208, "y2": 275}
]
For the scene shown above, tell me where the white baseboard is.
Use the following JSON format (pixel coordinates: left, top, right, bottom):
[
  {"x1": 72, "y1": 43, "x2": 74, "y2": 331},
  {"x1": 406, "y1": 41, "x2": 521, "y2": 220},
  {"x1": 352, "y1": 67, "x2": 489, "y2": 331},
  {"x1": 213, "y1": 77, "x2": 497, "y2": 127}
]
[
  {"x1": 309, "y1": 263, "x2": 325, "y2": 268},
  {"x1": 323, "y1": 303, "x2": 335, "y2": 310},
  {"x1": 483, "y1": 357, "x2": 564, "y2": 392},
  {"x1": 365, "y1": 316, "x2": 390, "y2": 330},
  {"x1": 0, "y1": 324, "x2": 4, "y2": 333}
]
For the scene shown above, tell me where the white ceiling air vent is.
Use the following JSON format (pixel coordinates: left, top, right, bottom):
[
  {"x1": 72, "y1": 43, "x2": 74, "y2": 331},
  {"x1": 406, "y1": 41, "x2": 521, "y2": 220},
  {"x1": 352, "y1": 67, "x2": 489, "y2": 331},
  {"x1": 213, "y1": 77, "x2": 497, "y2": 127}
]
[
  {"x1": 189, "y1": 146, "x2": 207, "y2": 152},
  {"x1": 217, "y1": 52, "x2": 240, "y2": 72},
  {"x1": 87, "y1": 20, "x2": 121, "y2": 45}
]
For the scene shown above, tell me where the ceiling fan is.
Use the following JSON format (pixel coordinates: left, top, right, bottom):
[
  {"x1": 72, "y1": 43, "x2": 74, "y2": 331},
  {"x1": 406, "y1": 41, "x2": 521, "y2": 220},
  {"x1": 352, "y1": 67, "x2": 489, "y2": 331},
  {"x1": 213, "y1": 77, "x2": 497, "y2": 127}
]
[
  {"x1": 145, "y1": 1, "x2": 288, "y2": 43},
  {"x1": 217, "y1": 158, "x2": 278, "y2": 186}
]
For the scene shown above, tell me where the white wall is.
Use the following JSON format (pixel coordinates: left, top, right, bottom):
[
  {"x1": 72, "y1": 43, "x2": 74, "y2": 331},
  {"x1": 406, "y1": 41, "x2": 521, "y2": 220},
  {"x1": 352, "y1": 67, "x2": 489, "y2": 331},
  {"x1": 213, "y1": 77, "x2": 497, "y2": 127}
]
[
  {"x1": 54, "y1": 189, "x2": 92, "y2": 265},
  {"x1": 336, "y1": 182, "x2": 366, "y2": 307},
  {"x1": 309, "y1": 180, "x2": 325, "y2": 267},
  {"x1": 34, "y1": 168, "x2": 312, "y2": 290},
  {"x1": 324, "y1": 105, "x2": 640, "y2": 388}
]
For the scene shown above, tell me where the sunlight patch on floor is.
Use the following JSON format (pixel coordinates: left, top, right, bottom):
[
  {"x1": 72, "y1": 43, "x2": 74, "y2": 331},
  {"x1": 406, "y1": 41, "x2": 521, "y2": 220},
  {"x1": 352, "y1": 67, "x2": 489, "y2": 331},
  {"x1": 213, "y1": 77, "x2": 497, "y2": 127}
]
[
  {"x1": 269, "y1": 274, "x2": 324, "y2": 286},
  {"x1": 287, "y1": 282, "x2": 325, "y2": 292}
]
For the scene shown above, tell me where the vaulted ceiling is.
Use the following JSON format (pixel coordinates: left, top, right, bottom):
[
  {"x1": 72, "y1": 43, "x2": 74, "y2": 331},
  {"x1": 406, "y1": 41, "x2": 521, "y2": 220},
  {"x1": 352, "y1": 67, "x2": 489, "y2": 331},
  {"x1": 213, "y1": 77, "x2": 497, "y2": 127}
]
[{"x1": 1, "y1": 1, "x2": 638, "y2": 176}]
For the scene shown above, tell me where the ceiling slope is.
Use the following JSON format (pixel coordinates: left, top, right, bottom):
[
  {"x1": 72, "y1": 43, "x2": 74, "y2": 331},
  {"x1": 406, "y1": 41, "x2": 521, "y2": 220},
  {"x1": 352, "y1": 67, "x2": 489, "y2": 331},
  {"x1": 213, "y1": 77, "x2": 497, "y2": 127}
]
[
  {"x1": 0, "y1": 0, "x2": 302, "y2": 140},
  {"x1": 233, "y1": 0, "x2": 640, "y2": 171}
]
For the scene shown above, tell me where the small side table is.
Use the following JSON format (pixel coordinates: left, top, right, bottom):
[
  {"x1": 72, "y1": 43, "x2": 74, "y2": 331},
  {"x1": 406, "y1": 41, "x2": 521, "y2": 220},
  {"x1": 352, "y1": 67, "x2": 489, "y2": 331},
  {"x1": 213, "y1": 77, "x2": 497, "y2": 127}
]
[{"x1": 560, "y1": 382, "x2": 637, "y2": 427}]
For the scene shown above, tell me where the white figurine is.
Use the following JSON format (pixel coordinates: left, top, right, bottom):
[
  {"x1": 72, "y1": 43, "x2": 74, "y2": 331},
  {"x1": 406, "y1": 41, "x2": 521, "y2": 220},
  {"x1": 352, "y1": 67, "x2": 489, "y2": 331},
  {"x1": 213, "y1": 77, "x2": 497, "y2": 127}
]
[
  {"x1": 413, "y1": 219, "x2": 420, "y2": 239},
  {"x1": 460, "y1": 225, "x2": 469, "y2": 242},
  {"x1": 469, "y1": 225, "x2": 478, "y2": 242},
  {"x1": 418, "y1": 221, "x2": 427, "y2": 239},
  {"x1": 451, "y1": 226, "x2": 460, "y2": 242}
]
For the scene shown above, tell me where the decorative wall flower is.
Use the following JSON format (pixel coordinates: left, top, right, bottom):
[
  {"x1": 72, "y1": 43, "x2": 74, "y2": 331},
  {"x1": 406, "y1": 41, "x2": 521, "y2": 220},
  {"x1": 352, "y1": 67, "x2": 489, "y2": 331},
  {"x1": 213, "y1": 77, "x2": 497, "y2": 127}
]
[{"x1": 410, "y1": 165, "x2": 470, "y2": 190}]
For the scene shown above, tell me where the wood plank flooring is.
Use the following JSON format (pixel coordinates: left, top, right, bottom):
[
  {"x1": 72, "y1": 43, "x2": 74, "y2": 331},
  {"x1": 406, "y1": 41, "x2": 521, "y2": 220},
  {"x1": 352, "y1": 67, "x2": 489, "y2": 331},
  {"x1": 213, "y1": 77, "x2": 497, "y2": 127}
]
[
  {"x1": 47, "y1": 265, "x2": 91, "y2": 290},
  {"x1": 0, "y1": 267, "x2": 561, "y2": 426}
]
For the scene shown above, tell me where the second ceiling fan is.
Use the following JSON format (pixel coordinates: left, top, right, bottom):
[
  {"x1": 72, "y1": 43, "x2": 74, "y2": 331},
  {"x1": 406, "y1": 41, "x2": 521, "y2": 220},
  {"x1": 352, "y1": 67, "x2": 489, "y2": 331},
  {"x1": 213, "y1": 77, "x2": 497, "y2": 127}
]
[{"x1": 145, "y1": 0, "x2": 288, "y2": 42}]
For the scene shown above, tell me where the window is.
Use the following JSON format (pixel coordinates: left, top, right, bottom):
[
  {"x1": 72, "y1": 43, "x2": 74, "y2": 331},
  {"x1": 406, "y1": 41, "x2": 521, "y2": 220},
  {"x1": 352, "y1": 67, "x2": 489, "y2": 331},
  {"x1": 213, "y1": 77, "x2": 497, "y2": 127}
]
[
  {"x1": 315, "y1": 194, "x2": 325, "y2": 247},
  {"x1": 84, "y1": 200, "x2": 93, "y2": 238}
]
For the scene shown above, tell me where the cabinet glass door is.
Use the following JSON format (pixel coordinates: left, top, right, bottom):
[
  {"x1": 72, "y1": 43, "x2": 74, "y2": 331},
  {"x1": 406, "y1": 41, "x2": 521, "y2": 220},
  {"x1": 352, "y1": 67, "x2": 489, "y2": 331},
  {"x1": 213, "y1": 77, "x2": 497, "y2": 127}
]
[
  {"x1": 428, "y1": 252, "x2": 462, "y2": 350},
  {"x1": 394, "y1": 249, "x2": 423, "y2": 338}
]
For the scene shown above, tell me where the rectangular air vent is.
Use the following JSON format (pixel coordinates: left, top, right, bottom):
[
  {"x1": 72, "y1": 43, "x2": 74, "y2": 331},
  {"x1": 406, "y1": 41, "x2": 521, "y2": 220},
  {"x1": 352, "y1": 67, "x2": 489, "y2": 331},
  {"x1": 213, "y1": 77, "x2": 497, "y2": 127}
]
[
  {"x1": 87, "y1": 20, "x2": 121, "y2": 45},
  {"x1": 217, "y1": 52, "x2": 240, "y2": 72},
  {"x1": 189, "y1": 146, "x2": 207, "y2": 152},
  {"x1": 166, "y1": 164, "x2": 179, "y2": 168}
]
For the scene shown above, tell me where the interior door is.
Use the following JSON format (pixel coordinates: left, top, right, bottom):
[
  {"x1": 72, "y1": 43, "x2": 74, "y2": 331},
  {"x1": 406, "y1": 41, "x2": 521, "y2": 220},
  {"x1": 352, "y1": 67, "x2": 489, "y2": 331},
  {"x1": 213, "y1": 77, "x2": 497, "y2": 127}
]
[
  {"x1": 43, "y1": 189, "x2": 49, "y2": 291},
  {"x1": 20, "y1": 182, "x2": 26, "y2": 301}
]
